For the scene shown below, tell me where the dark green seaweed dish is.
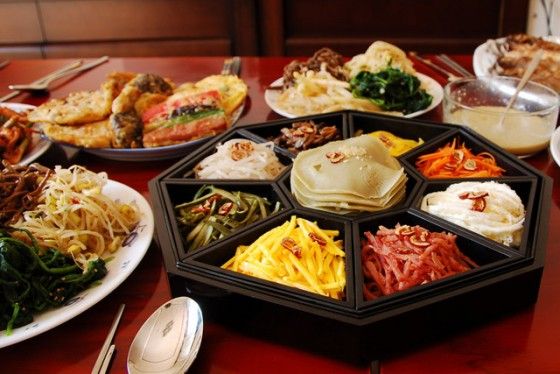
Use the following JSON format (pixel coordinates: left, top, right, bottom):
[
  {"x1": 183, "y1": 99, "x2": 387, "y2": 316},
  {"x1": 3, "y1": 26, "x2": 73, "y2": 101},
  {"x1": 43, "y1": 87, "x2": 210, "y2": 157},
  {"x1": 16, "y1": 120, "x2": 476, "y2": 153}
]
[
  {"x1": 0, "y1": 228, "x2": 107, "y2": 335},
  {"x1": 175, "y1": 185, "x2": 281, "y2": 252}
]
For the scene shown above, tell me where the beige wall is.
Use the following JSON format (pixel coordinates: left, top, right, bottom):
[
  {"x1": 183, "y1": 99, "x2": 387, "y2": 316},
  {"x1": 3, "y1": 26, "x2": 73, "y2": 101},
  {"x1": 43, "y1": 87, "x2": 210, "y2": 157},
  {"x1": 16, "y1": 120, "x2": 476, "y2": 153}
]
[{"x1": 527, "y1": 0, "x2": 559, "y2": 36}]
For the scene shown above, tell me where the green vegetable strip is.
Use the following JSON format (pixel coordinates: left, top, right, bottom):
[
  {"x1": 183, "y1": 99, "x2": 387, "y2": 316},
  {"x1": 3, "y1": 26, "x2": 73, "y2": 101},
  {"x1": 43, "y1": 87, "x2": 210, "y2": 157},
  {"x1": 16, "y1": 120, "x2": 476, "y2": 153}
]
[
  {"x1": 175, "y1": 185, "x2": 281, "y2": 252},
  {"x1": 159, "y1": 109, "x2": 224, "y2": 128},
  {"x1": 0, "y1": 228, "x2": 107, "y2": 335}
]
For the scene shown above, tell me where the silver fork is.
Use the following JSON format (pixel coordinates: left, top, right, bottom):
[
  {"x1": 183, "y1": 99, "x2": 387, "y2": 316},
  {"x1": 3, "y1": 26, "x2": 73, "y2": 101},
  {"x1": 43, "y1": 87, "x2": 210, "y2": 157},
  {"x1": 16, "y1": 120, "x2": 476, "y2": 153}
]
[
  {"x1": 9, "y1": 56, "x2": 109, "y2": 91},
  {"x1": 0, "y1": 59, "x2": 83, "y2": 102}
]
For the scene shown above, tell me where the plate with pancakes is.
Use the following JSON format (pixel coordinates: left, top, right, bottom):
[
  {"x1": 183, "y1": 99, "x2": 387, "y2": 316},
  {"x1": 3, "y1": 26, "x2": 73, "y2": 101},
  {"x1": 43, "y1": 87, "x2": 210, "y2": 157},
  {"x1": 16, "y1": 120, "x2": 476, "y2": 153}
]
[{"x1": 29, "y1": 72, "x2": 248, "y2": 161}]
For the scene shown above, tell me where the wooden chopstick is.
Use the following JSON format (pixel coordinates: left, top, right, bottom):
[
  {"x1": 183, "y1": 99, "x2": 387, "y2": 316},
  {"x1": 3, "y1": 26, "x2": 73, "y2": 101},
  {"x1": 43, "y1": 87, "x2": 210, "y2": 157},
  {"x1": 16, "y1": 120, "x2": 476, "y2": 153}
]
[
  {"x1": 435, "y1": 54, "x2": 474, "y2": 77},
  {"x1": 98, "y1": 344, "x2": 116, "y2": 374},
  {"x1": 409, "y1": 52, "x2": 459, "y2": 81},
  {"x1": 91, "y1": 304, "x2": 125, "y2": 374}
]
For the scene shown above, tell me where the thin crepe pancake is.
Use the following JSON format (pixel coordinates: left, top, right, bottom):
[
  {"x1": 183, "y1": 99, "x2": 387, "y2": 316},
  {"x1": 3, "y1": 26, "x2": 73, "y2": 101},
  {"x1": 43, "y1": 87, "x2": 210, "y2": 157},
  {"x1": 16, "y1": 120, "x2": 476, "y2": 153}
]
[{"x1": 291, "y1": 135, "x2": 407, "y2": 213}]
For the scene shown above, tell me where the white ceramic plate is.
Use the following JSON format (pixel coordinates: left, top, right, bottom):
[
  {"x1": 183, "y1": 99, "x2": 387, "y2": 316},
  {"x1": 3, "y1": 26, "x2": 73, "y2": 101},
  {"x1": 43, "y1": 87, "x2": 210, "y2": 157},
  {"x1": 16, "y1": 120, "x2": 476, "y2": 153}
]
[
  {"x1": 473, "y1": 36, "x2": 560, "y2": 77},
  {"x1": 0, "y1": 103, "x2": 51, "y2": 166},
  {"x1": 0, "y1": 179, "x2": 155, "y2": 348},
  {"x1": 549, "y1": 126, "x2": 560, "y2": 168},
  {"x1": 58, "y1": 102, "x2": 246, "y2": 162},
  {"x1": 264, "y1": 73, "x2": 443, "y2": 119}
]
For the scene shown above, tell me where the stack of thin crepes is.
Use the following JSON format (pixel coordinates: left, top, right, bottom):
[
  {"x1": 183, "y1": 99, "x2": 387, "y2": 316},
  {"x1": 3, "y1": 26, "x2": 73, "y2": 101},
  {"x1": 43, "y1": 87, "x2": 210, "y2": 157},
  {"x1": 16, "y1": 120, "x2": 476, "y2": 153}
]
[{"x1": 290, "y1": 135, "x2": 407, "y2": 214}]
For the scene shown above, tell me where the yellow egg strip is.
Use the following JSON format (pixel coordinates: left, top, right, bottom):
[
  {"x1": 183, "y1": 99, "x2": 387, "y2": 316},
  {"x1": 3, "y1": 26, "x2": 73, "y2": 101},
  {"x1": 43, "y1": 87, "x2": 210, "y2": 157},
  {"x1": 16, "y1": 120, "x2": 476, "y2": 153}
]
[{"x1": 222, "y1": 215, "x2": 346, "y2": 299}]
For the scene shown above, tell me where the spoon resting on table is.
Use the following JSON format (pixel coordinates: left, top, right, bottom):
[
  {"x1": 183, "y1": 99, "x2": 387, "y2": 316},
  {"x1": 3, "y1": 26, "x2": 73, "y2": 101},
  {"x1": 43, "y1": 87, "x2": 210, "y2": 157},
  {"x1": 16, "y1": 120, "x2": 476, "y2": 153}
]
[{"x1": 127, "y1": 297, "x2": 203, "y2": 374}]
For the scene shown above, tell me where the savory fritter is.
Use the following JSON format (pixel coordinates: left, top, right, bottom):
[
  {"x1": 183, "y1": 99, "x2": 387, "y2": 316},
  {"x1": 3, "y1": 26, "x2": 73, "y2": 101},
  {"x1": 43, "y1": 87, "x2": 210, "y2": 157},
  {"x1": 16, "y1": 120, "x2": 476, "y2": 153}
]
[
  {"x1": 28, "y1": 72, "x2": 137, "y2": 126},
  {"x1": 112, "y1": 73, "x2": 174, "y2": 113},
  {"x1": 28, "y1": 90, "x2": 112, "y2": 126},
  {"x1": 110, "y1": 112, "x2": 143, "y2": 148},
  {"x1": 41, "y1": 119, "x2": 113, "y2": 148},
  {"x1": 175, "y1": 74, "x2": 248, "y2": 116},
  {"x1": 109, "y1": 74, "x2": 174, "y2": 148},
  {"x1": 134, "y1": 93, "x2": 170, "y2": 116}
]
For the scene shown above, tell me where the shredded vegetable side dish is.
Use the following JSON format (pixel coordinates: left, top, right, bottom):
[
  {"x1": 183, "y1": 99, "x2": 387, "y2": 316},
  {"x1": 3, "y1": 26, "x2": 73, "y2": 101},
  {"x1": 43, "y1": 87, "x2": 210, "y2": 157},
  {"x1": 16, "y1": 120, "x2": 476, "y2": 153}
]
[
  {"x1": 362, "y1": 224, "x2": 478, "y2": 300},
  {"x1": 194, "y1": 139, "x2": 285, "y2": 180},
  {"x1": 415, "y1": 139, "x2": 505, "y2": 178},
  {"x1": 277, "y1": 66, "x2": 383, "y2": 116},
  {"x1": 0, "y1": 106, "x2": 34, "y2": 165},
  {"x1": 175, "y1": 185, "x2": 281, "y2": 252},
  {"x1": 12, "y1": 165, "x2": 140, "y2": 267},
  {"x1": 0, "y1": 228, "x2": 107, "y2": 335},
  {"x1": 0, "y1": 162, "x2": 52, "y2": 225},
  {"x1": 420, "y1": 181, "x2": 525, "y2": 247},
  {"x1": 222, "y1": 216, "x2": 346, "y2": 299}
]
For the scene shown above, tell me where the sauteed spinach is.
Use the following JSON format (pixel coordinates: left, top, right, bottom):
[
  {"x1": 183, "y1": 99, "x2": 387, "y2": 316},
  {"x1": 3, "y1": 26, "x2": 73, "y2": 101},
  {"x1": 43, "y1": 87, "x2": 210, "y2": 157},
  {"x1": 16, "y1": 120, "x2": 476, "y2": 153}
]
[
  {"x1": 350, "y1": 67, "x2": 433, "y2": 114},
  {"x1": 0, "y1": 228, "x2": 107, "y2": 335}
]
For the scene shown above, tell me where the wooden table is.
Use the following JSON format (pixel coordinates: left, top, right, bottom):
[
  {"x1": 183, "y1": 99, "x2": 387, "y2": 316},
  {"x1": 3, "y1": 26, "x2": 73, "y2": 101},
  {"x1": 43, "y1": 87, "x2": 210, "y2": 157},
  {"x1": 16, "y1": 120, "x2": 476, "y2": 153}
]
[{"x1": 0, "y1": 57, "x2": 558, "y2": 374}]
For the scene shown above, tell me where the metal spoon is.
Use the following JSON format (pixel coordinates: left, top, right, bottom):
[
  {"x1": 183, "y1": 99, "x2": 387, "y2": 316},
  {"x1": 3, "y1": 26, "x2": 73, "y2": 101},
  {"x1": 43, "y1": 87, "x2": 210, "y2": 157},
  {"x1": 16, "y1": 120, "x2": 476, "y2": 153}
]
[
  {"x1": 127, "y1": 297, "x2": 203, "y2": 374},
  {"x1": 9, "y1": 56, "x2": 109, "y2": 91},
  {"x1": 496, "y1": 49, "x2": 544, "y2": 128}
]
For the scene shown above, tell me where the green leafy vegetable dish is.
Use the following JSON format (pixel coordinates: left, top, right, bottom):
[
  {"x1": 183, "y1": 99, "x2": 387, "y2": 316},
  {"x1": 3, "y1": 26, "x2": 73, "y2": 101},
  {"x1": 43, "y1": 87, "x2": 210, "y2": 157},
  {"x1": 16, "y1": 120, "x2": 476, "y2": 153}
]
[
  {"x1": 175, "y1": 185, "x2": 282, "y2": 252},
  {"x1": 0, "y1": 228, "x2": 107, "y2": 335},
  {"x1": 350, "y1": 67, "x2": 433, "y2": 114}
]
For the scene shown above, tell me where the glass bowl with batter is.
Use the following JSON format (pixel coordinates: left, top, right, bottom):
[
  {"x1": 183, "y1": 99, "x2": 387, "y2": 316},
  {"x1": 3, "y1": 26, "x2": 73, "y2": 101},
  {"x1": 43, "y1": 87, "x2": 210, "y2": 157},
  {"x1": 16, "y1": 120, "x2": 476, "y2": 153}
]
[{"x1": 443, "y1": 76, "x2": 559, "y2": 157}]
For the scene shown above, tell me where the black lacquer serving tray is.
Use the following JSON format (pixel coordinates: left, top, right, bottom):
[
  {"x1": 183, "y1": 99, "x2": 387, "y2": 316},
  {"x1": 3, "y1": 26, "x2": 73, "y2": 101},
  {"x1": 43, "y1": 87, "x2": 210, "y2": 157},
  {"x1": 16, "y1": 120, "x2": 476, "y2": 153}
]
[{"x1": 149, "y1": 111, "x2": 551, "y2": 362}]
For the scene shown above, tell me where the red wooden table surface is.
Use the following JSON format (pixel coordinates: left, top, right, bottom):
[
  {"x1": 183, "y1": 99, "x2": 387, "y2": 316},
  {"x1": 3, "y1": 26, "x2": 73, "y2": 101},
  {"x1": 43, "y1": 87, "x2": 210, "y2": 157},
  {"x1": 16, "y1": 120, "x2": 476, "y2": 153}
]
[{"x1": 0, "y1": 56, "x2": 558, "y2": 374}]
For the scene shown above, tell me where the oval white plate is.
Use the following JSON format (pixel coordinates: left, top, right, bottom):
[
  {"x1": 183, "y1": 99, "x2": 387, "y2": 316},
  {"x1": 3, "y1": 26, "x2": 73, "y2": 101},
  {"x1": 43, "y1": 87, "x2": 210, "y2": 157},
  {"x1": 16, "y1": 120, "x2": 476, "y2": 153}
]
[
  {"x1": 473, "y1": 36, "x2": 560, "y2": 78},
  {"x1": 550, "y1": 126, "x2": 560, "y2": 168},
  {"x1": 264, "y1": 73, "x2": 443, "y2": 119},
  {"x1": 0, "y1": 103, "x2": 51, "y2": 166},
  {"x1": 0, "y1": 179, "x2": 155, "y2": 348},
  {"x1": 79, "y1": 137, "x2": 211, "y2": 162}
]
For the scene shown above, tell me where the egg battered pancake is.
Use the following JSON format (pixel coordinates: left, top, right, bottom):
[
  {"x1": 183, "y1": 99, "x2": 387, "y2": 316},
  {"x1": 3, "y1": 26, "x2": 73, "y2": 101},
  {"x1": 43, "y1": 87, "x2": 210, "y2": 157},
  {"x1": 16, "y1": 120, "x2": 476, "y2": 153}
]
[
  {"x1": 41, "y1": 119, "x2": 113, "y2": 148},
  {"x1": 112, "y1": 73, "x2": 174, "y2": 114},
  {"x1": 28, "y1": 71, "x2": 137, "y2": 126},
  {"x1": 175, "y1": 74, "x2": 247, "y2": 116}
]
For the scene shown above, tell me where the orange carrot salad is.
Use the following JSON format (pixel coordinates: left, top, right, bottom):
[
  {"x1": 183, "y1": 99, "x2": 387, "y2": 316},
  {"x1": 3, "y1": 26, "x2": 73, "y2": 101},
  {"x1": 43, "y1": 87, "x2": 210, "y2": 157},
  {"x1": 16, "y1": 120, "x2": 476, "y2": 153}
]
[{"x1": 415, "y1": 138, "x2": 505, "y2": 178}]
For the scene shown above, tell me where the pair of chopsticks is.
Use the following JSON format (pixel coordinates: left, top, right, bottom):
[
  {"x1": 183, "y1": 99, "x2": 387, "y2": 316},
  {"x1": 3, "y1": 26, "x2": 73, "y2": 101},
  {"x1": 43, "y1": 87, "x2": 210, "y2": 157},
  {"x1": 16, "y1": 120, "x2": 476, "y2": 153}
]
[
  {"x1": 91, "y1": 304, "x2": 125, "y2": 374},
  {"x1": 409, "y1": 52, "x2": 474, "y2": 81}
]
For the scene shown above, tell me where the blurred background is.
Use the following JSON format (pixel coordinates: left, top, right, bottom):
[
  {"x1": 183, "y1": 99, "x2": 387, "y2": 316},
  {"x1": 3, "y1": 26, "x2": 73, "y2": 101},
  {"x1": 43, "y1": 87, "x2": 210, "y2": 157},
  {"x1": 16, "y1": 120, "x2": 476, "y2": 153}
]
[{"x1": 0, "y1": 0, "x2": 557, "y2": 59}]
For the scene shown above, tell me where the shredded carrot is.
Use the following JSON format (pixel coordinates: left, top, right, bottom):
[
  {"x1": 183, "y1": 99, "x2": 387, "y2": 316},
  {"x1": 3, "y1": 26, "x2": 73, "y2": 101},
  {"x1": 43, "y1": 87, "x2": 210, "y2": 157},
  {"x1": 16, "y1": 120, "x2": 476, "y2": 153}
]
[{"x1": 415, "y1": 139, "x2": 505, "y2": 178}]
